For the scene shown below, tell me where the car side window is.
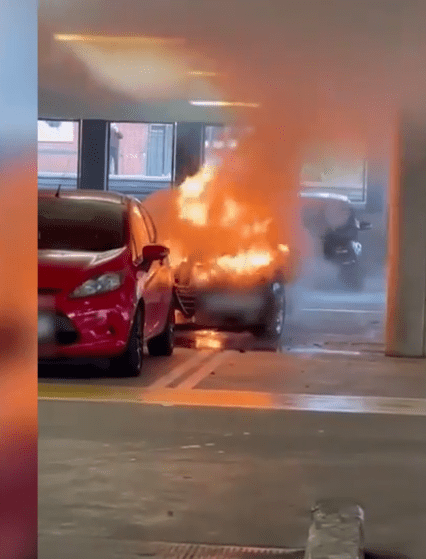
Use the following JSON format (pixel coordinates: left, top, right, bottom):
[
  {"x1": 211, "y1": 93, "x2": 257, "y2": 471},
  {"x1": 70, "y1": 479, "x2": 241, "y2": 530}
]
[{"x1": 130, "y1": 202, "x2": 150, "y2": 262}]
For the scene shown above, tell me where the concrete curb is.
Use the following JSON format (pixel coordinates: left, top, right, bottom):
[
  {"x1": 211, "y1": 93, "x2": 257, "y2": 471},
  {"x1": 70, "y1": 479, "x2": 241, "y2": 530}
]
[{"x1": 304, "y1": 500, "x2": 364, "y2": 558}]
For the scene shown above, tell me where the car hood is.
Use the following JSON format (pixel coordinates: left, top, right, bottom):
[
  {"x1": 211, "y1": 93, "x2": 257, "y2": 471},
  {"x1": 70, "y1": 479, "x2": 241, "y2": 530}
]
[{"x1": 38, "y1": 248, "x2": 127, "y2": 292}]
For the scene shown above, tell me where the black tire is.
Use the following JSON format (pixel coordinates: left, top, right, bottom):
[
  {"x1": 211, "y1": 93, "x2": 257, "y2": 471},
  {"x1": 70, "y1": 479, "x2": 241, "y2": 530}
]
[
  {"x1": 339, "y1": 263, "x2": 364, "y2": 292},
  {"x1": 251, "y1": 286, "x2": 286, "y2": 341},
  {"x1": 250, "y1": 323, "x2": 268, "y2": 338},
  {"x1": 147, "y1": 305, "x2": 175, "y2": 357},
  {"x1": 110, "y1": 308, "x2": 144, "y2": 377}
]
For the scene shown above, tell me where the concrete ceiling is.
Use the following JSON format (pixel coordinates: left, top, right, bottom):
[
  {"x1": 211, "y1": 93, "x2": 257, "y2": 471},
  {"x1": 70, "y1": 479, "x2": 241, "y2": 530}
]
[{"x1": 38, "y1": 0, "x2": 426, "y2": 125}]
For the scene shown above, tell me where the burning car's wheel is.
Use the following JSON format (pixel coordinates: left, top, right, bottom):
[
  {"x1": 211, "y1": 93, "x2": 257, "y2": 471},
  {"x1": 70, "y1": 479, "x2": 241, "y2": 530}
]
[
  {"x1": 110, "y1": 308, "x2": 143, "y2": 377},
  {"x1": 147, "y1": 305, "x2": 175, "y2": 357},
  {"x1": 251, "y1": 284, "x2": 286, "y2": 341}
]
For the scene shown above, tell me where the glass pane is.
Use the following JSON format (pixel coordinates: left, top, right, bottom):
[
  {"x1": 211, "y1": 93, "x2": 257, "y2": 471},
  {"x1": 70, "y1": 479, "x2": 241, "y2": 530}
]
[
  {"x1": 109, "y1": 122, "x2": 173, "y2": 179},
  {"x1": 203, "y1": 125, "x2": 249, "y2": 168},
  {"x1": 38, "y1": 198, "x2": 126, "y2": 252},
  {"x1": 300, "y1": 143, "x2": 367, "y2": 203},
  {"x1": 38, "y1": 120, "x2": 79, "y2": 190}
]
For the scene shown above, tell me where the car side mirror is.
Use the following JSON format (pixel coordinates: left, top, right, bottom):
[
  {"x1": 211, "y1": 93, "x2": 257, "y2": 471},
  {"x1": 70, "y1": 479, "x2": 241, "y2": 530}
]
[
  {"x1": 142, "y1": 244, "x2": 170, "y2": 263},
  {"x1": 359, "y1": 220, "x2": 372, "y2": 231}
]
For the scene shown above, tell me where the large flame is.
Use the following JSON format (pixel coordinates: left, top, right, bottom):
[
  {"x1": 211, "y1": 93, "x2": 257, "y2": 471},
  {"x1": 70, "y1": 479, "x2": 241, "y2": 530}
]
[
  {"x1": 142, "y1": 113, "x2": 308, "y2": 292},
  {"x1": 178, "y1": 164, "x2": 216, "y2": 226},
  {"x1": 144, "y1": 130, "x2": 302, "y2": 291},
  {"x1": 215, "y1": 249, "x2": 273, "y2": 274}
]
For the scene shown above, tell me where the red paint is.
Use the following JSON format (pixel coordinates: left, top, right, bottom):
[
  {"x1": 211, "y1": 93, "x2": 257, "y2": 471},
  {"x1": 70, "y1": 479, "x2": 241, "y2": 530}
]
[{"x1": 38, "y1": 190, "x2": 174, "y2": 359}]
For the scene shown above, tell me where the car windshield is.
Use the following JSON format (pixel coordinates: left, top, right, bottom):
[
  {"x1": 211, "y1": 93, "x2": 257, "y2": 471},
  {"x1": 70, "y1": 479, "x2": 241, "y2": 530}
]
[{"x1": 38, "y1": 197, "x2": 126, "y2": 252}]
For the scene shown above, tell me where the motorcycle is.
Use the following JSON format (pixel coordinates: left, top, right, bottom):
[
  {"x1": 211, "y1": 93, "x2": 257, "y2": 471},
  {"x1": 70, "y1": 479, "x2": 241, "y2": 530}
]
[{"x1": 322, "y1": 217, "x2": 372, "y2": 291}]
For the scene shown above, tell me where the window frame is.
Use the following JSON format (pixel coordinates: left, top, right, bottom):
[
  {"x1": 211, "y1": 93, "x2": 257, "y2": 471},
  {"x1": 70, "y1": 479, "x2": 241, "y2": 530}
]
[
  {"x1": 107, "y1": 121, "x2": 174, "y2": 182},
  {"x1": 129, "y1": 200, "x2": 151, "y2": 263},
  {"x1": 37, "y1": 119, "x2": 81, "y2": 189}
]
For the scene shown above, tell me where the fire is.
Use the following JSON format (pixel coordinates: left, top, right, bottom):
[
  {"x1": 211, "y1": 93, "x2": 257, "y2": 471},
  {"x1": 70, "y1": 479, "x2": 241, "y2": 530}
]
[
  {"x1": 143, "y1": 125, "x2": 304, "y2": 292},
  {"x1": 215, "y1": 249, "x2": 274, "y2": 274},
  {"x1": 163, "y1": 239, "x2": 186, "y2": 269},
  {"x1": 179, "y1": 164, "x2": 216, "y2": 198},
  {"x1": 179, "y1": 201, "x2": 208, "y2": 227},
  {"x1": 194, "y1": 330, "x2": 225, "y2": 350},
  {"x1": 278, "y1": 244, "x2": 290, "y2": 254},
  {"x1": 241, "y1": 218, "x2": 272, "y2": 238},
  {"x1": 221, "y1": 197, "x2": 242, "y2": 227},
  {"x1": 178, "y1": 164, "x2": 216, "y2": 226}
]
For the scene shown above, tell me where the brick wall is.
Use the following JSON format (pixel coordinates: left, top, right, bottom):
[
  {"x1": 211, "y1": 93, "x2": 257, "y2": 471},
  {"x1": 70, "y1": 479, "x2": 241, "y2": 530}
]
[{"x1": 114, "y1": 122, "x2": 149, "y2": 175}]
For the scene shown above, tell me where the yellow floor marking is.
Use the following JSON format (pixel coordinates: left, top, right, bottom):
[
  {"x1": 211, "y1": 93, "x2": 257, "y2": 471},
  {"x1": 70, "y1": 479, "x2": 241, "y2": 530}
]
[
  {"x1": 148, "y1": 350, "x2": 214, "y2": 389},
  {"x1": 38, "y1": 384, "x2": 426, "y2": 416},
  {"x1": 176, "y1": 350, "x2": 234, "y2": 389}
]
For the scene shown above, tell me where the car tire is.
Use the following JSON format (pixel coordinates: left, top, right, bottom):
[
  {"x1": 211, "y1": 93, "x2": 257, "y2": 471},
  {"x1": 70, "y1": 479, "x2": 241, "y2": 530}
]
[
  {"x1": 147, "y1": 305, "x2": 175, "y2": 357},
  {"x1": 110, "y1": 307, "x2": 144, "y2": 377},
  {"x1": 251, "y1": 285, "x2": 286, "y2": 341},
  {"x1": 250, "y1": 323, "x2": 268, "y2": 338}
]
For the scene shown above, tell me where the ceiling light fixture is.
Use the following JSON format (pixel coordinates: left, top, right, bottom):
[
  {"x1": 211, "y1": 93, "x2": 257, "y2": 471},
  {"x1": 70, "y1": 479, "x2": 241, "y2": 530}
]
[
  {"x1": 189, "y1": 100, "x2": 260, "y2": 108},
  {"x1": 188, "y1": 71, "x2": 219, "y2": 77},
  {"x1": 53, "y1": 34, "x2": 186, "y2": 45}
]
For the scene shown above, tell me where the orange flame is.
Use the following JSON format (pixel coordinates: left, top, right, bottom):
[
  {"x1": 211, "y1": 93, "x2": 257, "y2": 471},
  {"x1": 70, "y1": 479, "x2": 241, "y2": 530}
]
[
  {"x1": 143, "y1": 124, "x2": 304, "y2": 290},
  {"x1": 178, "y1": 164, "x2": 216, "y2": 226},
  {"x1": 215, "y1": 249, "x2": 273, "y2": 274}
]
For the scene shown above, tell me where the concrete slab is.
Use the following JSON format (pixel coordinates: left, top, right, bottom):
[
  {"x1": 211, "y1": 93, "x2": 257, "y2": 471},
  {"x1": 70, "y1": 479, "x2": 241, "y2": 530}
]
[
  {"x1": 196, "y1": 350, "x2": 426, "y2": 399},
  {"x1": 39, "y1": 401, "x2": 426, "y2": 558},
  {"x1": 38, "y1": 348, "x2": 196, "y2": 387}
]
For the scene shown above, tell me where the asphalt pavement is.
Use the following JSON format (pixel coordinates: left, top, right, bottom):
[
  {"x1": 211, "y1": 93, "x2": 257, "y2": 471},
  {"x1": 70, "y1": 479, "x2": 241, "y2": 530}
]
[
  {"x1": 38, "y1": 273, "x2": 426, "y2": 558},
  {"x1": 39, "y1": 401, "x2": 426, "y2": 558}
]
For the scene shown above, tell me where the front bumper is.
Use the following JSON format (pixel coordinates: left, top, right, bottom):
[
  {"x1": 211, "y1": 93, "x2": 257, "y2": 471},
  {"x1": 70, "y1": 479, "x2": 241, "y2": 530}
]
[
  {"x1": 38, "y1": 293, "x2": 133, "y2": 359},
  {"x1": 177, "y1": 287, "x2": 272, "y2": 329}
]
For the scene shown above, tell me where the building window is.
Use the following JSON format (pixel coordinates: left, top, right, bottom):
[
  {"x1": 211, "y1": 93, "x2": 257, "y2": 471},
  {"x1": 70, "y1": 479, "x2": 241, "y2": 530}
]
[
  {"x1": 37, "y1": 120, "x2": 80, "y2": 190},
  {"x1": 108, "y1": 122, "x2": 173, "y2": 180},
  {"x1": 147, "y1": 124, "x2": 173, "y2": 177},
  {"x1": 203, "y1": 125, "x2": 247, "y2": 167},
  {"x1": 300, "y1": 149, "x2": 367, "y2": 203}
]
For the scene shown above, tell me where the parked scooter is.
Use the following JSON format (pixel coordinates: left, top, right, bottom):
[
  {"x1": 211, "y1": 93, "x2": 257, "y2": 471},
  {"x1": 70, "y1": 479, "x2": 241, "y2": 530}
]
[{"x1": 322, "y1": 214, "x2": 372, "y2": 291}]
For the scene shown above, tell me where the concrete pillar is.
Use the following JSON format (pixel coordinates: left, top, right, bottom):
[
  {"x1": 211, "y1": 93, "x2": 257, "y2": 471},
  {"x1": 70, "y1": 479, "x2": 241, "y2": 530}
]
[
  {"x1": 79, "y1": 120, "x2": 109, "y2": 190},
  {"x1": 363, "y1": 156, "x2": 390, "y2": 274},
  {"x1": 385, "y1": 114, "x2": 426, "y2": 357},
  {"x1": 173, "y1": 122, "x2": 204, "y2": 186},
  {"x1": 366, "y1": 158, "x2": 387, "y2": 215}
]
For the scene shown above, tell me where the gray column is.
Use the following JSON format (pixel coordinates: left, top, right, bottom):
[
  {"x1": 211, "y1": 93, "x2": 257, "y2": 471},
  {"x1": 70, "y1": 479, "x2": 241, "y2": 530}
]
[
  {"x1": 385, "y1": 114, "x2": 426, "y2": 357},
  {"x1": 79, "y1": 120, "x2": 109, "y2": 190},
  {"x1": 173, "y1": 122, "x2": 204, "y2": 186}
]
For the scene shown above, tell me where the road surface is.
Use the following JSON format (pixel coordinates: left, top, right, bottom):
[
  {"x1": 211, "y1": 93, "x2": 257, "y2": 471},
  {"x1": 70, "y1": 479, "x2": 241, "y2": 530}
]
[{"x1": 38, "y1": 275, "x2": 426, "y2": 558}]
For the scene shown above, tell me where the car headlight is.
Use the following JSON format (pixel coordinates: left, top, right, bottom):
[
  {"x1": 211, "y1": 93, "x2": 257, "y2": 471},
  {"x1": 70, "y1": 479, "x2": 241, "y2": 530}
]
[{"x1": 70, "y1": 272, "x2": 124, "y2": 298}]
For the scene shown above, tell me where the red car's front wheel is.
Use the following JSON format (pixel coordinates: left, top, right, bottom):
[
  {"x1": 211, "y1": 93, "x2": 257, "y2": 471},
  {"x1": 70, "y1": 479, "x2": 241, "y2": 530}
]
[
  {"x1": 110, "y1": 308, "x2": 144, "y2": 377},
  {"x1": 147, "y1": 305, "x2": 175, "y2": 357}
]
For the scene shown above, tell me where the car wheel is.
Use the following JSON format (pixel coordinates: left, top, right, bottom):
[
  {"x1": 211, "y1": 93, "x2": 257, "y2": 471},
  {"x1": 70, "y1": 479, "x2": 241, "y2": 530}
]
[
  {"x1": 249, "y1": 323, "x2": 268, "y2": 338},
  {"x1": 147, "y1": 305, "x2": 175, "y2": 357},
  {"x1": 110, "y1": 308, "x2": 143, "y2": 377},
  {"x1": 266, "y1": 288, "x2": 286, "y2": 340},
  {"x1": 339, "y1": 263, "x2": 364, "y2": 292},
  {"x1": 251, "y1": 286, "x2": 286, "y2": 341}
]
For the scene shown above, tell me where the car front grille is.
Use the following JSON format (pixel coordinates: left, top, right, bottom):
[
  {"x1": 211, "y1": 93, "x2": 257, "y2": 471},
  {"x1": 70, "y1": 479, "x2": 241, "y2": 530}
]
[{"x1": 175, "y1": 285, "x2": 196, "y2": 318}]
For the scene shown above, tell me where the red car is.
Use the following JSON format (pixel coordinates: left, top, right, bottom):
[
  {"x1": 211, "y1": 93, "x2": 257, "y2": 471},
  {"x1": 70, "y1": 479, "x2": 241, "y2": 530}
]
[{"x1": 38, "y1": 190, "x2": 175, "y2": 375}]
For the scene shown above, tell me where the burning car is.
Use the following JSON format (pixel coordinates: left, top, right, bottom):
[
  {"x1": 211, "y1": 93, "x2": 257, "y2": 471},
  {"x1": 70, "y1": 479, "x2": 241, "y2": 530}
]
[
  {"x1": 174, "y1": 247, "x2": 289, "y2": 339},
  {"x1": 143, "y1": 163, "x2": 301, "y2": 340}
]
